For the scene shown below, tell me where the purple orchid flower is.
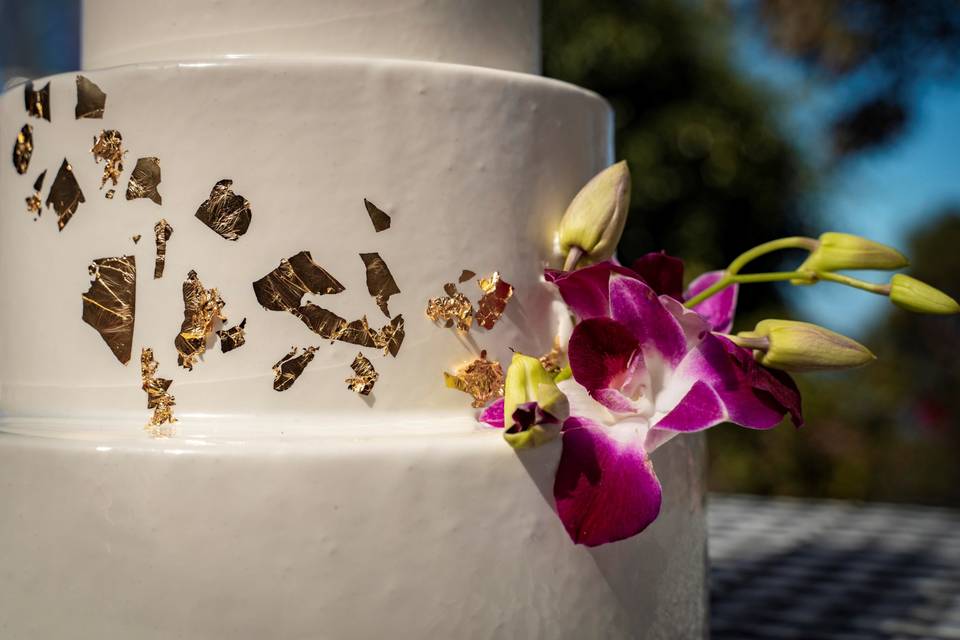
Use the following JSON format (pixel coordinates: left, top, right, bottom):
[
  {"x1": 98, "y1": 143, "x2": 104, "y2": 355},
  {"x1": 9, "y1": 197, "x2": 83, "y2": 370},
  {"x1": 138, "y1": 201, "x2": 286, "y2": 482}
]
[{"x1": 549, "y1": 268, "x2": 801, "y2": 547}]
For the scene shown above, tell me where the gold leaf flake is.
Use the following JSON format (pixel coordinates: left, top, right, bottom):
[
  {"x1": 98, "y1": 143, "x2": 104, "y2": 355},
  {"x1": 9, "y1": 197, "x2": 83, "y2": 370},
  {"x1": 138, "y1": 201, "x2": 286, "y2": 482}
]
[
  {"x1": 426, "y1": 282, "x2": 474, "y2": 331},
  {"x1": 375, "y1": 314, "x2": 405, "y2": 357},
  {"x1": 458, "y1": 269, "x2": 476, "y2": 284},
  {"x1": 336, "y1": 316, "x2": 381, "y2": 349},
  {"x1": 131, "y1": 234, "x2": 141, "y2": 243},
  {"x1": 106, "y1": 189, "x2": 116, "y2": 199},
  {"x1": 360, "y1": 252, "x2": 401, "y2": 317},
  {"x1": 443, "y1": 351, "x2": 504, "y2": 408},
  {"x1": 153, "y1": 218, "x2": 173, "y2": 279},
  {"x1": 46, "y1": 159, "x2": 86, "y2": 230},
  {"x1": 217, "y1": 318, "x2": 247, "y2": 353},
  {"x1": 539, "y1": 338, "x2": 565, "y2": 375},
  {"x1": 195, "y1": 179, "x2": 252, "y2": 240},
  {"x1": 253, "y1": 251, "x2": 345, "y2": 312},
  {"x1": 475, "y1": 272, "x2": 514, "y2": 330},
  {"x1": 363, "y1": 198, "x2": 391, "y2": 232},
  {"x1": 81, "y1": 255, "x2": 136, "y2": 364},
  {"x1": 346, "y1": 352, "x2": 378, "y2": 395},
  {"x1": 13, "y1": 124, "x2": 32, "y2": 174},
  {"x1": 273, "y1": 346, "x2": 317, "y2": 392},
  {"x1": 24, "y1": 81, "x2": 50, "y2": 121},
  {"x1": 295, "y1": 303, "x2": 347, "y2": 339},
  {"x1": 75, "y1": 75, "x2": 106, "y2": 119},
  {"x1": 174, "y1": 270, "x2": 225, "y2": 370},
  {"x1": 91, "y1": 129, "x2": 125, "y2": 187},
  {"x1": 25, "y1": 170, "x2": 45, "y2": 216},
  {"x1": 125, "y1": 156, "x2": 162, "y2": 205},
  {"x1": 141, "y1": 347, "x2": 176, "y2": 437}
]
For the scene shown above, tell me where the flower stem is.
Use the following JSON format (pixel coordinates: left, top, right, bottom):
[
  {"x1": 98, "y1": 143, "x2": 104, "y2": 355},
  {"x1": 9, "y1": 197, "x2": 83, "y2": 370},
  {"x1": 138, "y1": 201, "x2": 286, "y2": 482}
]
[
  {"x1": 684, "y1": 270, "x2": 813, "y2": 308},
  {"x1": 816, "y1": 271, "x2": 892, "y2": 295},
  {"x1": 727, "y1": 237, "x2": 818, "y2": 276},
  {"x1": 563, "y1": 246, "x2": 584, "y2": 272}
]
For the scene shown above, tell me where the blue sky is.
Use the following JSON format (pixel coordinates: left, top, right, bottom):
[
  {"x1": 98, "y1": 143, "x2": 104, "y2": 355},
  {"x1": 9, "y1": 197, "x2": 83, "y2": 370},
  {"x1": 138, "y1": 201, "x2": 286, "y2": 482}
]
[{"x1": 734, "y1": 28, "x2": 960, "y2": 339}]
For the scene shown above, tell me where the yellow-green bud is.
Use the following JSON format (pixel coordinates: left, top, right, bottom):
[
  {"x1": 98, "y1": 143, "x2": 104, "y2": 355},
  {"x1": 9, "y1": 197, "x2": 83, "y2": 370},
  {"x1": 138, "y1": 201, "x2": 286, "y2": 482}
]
[
  {"x1": 742, "y1": 319, "x2": 876, "y2": 372},
  {"x1": 889, "y1": 274, "x2": 960, "y2": 315},
  {"x1": 558, "y1": 160, "x2": 631, "y2": 269},
  {"x1": 503, "y1": 353, "x2": 566, "y2": 449},
  {"x1": 799, "y1": 232, "x2": 908, "y2": 274}
]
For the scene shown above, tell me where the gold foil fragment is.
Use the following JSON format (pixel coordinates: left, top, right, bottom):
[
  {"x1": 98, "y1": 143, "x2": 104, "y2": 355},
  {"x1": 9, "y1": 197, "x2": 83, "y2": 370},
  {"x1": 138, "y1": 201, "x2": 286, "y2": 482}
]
[
  {"x1": 376, "y1": 314, "x2": 405, "y2": 357},
  {"x1": 24, "y1": 81, "x2": 50, "y2": 121},
  {"x1": 336, "y1": 316, "x2": 381, "y2": 349},
  {"x1": 475, "y1": 272, "x2": 514, "y2": 330},
  {"x1": 46, "y1": 159, "x2": 85, "y2": 230},
  {"x1": 75, "y1": 75, "x2": 106, "y2": 119},
  {"x1": 346, "y1": 352, "x2": 378, "y2": 395},
  {"x1": 443, "y1": 350, "x2": 504, "y2": 408},
  {"x1": 360, "y1": 252, "x2": 401, "y2": 317},
  {"x1": 363, "y1": 198, "x2": 391, "y2": 232},
  {"x1": 13, "y1": 124, "x2": 32, "y2": 174},
  {"x1": 141, "y1": 347, "x2": 176, "y2": 436},
  {"x1": 253, "y1": 251, "x2": 345, "y2": 312},
  {"x1": 217, "y1": 318, "x2": 247, "y2": 353},
  {"x1": 91, "y1": 129, "x2": 124, "y2": 187},
  {"x1": 458, "y1": 270, "x2": 476, "y2": 284},
  {"x1": 153, "y1": 218, "x2": 173, "y2": 279},
  {"x1": 106, "y1": 189, "x2": 116, "y2": 199},
  {"x1": 81, "y1": 255, "x2": 136, "y2": 364},
  {"x1": 295, "y1": 303, "x2": 347, "y2": 339},
  {"x1": 195, "y1": 179, "x2": 252, "y2": 240},
  {"x1": 25, "y1": 170, "x2": 45, "y2": 216},
  {"x1": 174, "y1": 270, "x2": 226, "y2": 370},
  {"x1": 125, "y1": 156, "x2": 162, "y2": 205},
  {"x1": 539, "y1": 338, "x2": 565, "y2": 375},
  {"x1": 132, "y1": 234, "x2": 141, "y2": 243},
  {"x1": 426, "y1": 282, "x2": 474, "y2": 332},
  {"x1": 273, "y1": 346, "x2": 317, "y2": 392}
]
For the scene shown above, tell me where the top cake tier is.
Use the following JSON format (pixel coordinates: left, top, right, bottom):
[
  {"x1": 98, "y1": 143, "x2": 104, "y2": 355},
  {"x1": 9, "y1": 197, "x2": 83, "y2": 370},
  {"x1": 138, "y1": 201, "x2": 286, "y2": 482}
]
[{"x1": 82, "y1": 0, "x2": 541, "y2": 73}]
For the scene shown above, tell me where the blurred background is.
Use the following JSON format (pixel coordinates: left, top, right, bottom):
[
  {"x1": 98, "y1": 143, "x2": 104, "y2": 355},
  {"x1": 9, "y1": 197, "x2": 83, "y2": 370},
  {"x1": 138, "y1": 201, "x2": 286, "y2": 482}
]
[{"x1": 3, "y1": 0, "x2": 958, "y2": 506}]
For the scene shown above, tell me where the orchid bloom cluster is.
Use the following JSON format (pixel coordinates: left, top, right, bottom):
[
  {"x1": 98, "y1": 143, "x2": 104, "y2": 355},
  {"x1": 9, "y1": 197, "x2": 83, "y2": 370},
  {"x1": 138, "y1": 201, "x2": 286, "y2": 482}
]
[{"x1": 479, "y1": 161, "x2": 960, "y2": 547}]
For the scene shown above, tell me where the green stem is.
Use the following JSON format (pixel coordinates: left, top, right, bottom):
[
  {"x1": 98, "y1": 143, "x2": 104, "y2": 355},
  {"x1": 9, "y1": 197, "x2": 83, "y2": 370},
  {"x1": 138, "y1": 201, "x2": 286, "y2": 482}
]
[
  {"x1": 684, "y1": 270, "x2": 813, "y2": 308},
  {"x1": 727, "y1": 236, "x2": 818, "y2": 275},
  {"x1": 816, "y1": 271, "x2": 892, "y2": 295}
]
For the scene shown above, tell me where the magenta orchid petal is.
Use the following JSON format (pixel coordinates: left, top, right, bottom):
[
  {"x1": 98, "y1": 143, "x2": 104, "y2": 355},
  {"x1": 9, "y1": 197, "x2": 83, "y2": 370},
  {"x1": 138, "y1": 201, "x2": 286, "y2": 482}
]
[
  {"x1": 630, "y1": 252, "x2": 685, "y2": 299},
  {"x1": 478, "y1": 398, "x2": 505, "y2": 429},
  {"x1": 554, "y1": 417, "x2": 662, "y2": 547},
  {"x1": 545, "y1": 261, "x2": 639, "y2": 320},
  {"x1": 654, "y1": 380, "x2": 726, "y2": 432},
  {"x1": 568, "y1": 317, "x2": 641, "y2": 394},
  {"x1": 591, "y1": 388, "x2": 642, "y2": 415},
  {"x1": 608, "y1": 275, "x2": 688, "y2": 366},
  {"x1": 685, "y1": 270, "x2": 739, "y2": 333},
  {"x1": 508, "y1": 401, "x2": 558, "y2": 431}
]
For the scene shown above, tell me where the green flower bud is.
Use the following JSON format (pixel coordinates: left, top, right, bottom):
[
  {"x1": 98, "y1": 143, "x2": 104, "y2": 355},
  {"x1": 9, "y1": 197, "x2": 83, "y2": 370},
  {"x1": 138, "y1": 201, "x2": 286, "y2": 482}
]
[
  {"x1": 889, "y1": 274, "x2": 960, "y2": 315},
  {"x1": 558, "y1": 160, "x2": 631, "y2": 269},
  {"x1": 503, "y1": 353, "x2": 566, "y2": 449},
  {"x1": 743, "y1": 319, "x2": 876, "y2": 372},
  {"x1": 799, "y1": 232, "x2": 908, "y2": 274}
]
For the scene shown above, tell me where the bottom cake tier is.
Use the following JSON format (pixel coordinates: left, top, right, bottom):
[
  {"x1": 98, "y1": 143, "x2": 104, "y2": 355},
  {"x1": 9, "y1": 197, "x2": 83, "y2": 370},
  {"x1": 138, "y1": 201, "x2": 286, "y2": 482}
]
[{"x1": 0, "y1": 418, "x2": 707, "y2": 639}]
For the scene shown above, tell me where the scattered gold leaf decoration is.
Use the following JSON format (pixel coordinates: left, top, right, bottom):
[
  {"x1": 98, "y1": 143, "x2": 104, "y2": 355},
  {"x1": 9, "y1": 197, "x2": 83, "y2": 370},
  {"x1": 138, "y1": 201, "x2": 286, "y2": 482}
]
[
  {"x1": 253, "y1": 251, "x2": 345, "y2": 312},
  {"x1": 25, "y1": 170, "x2": 45, "y2": 216},
  {"x1": 376, "y1": 314, "x2": 405, "y2": 358},
  {"x1": 106, "y1": 189, "x2": 115, "y2": 199},
  {"x1": 475, "y1": 272, "x2": 514, "y2": 330},
  {"x1": 336, "y1": 315, "x2": 381, "y2": 348},
  {"x1": 360, "y1": 252, "x2": 401, "y2": 317},
  {"x1": 539, "y1": 338, "x2": 565, "y2": 375},
  {"x1": 132, "y1": 234, "x2": 141, "y2": 244},
  {"x1": 81, "y1": 255, "x2": 136, "y2": 364},
  {"x1": 46, "y1": 159, "x2": 85, "y2": 230},
  {"x1": 125, "y1": 156, "x2": 162, "y2": 205},
  {"x1": 174, "y1": 270, "x2": 226, "y2": 370},
  {"x1": 363, "y1": 198, "x2": 391, "y2": 232},
  {"x1": 458, "y1": 269, "x2": 476, "y2": 284},
  {"x1": 295, "y1": 303, "x2": 347, "y2": 339},
  {"x1": 24, "y1": 81, "x2": 50, "y2": 121},
  {"x1": 217, "y1": 318, "x2": 247, "y2": 353},
  {"x1": 141, "y1": 347, "x2": 176, "y2": 437},
  {"x1": 443, "y1": 350, "x2": 504, "y2": 408},
  {"x1": 346, "y1": 352, "x2": 378, "y2": 395},
  {"x1": 75, "y1": 75, "x2": 106, "y2": 119},
  {"x1": 426, "y1": 282, "x2": 474, "y2": 331},
  {"x1": 13, "y1": 124, "x2": 32, "y2": 174},
  {"x1": 91, "y1": 129, "x2": 125, "y2": 187},
  {"x1": 153, "y1": 218, "x2": 173, "y2": 279},
  {"x1": 195, "y1": 179, "x2": 252, "y2": 240},
  {"x1": 273, "y1": 346, "x2": 317, "y2": 392}
]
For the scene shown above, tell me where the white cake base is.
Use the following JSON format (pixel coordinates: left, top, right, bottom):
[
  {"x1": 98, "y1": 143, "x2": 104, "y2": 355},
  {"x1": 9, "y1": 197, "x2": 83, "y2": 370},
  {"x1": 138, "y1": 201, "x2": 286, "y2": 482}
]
[{"x1": 0, "y1": 419, "x2": 707, "y2": 639}]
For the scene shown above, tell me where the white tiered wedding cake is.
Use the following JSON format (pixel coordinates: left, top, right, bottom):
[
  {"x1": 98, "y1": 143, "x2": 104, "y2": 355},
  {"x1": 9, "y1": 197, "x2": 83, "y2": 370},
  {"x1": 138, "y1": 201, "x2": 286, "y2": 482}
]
[{"x1": 0, "y1": 1, "x2": 707, "y2": 637}]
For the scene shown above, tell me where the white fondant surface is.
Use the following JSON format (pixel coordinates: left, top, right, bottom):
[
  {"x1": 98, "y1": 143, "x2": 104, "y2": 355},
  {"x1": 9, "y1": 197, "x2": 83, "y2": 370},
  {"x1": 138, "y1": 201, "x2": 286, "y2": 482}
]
[
  {"x1": 0, "y1": 58, "x2": 610, "y2": 421},
  {"x1": 0, "y1": 420, "x2": 707, "y2": 639},
  {"x1": 82, "y1": 0, "x2": 541, "y2": 73}
]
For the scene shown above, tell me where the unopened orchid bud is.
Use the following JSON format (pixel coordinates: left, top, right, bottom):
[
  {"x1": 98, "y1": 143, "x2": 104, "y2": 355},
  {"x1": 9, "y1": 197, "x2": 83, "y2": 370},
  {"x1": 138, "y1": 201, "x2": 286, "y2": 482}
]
[
  {"x1": 558, "y1": 161, "x2": 631, "y2": 270},
  {"x1": 503, "y1": 353, "x2": 567, "y2": 449},
  {"x1": 741, "y1": 319, "x2": 876, "y2": 372},
  {"x1": 799, "y1": 232, "x2": 908, "y2": 274},
  {"x1": 889, "y1": 274, "x2": 960, "y2": 315}
]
